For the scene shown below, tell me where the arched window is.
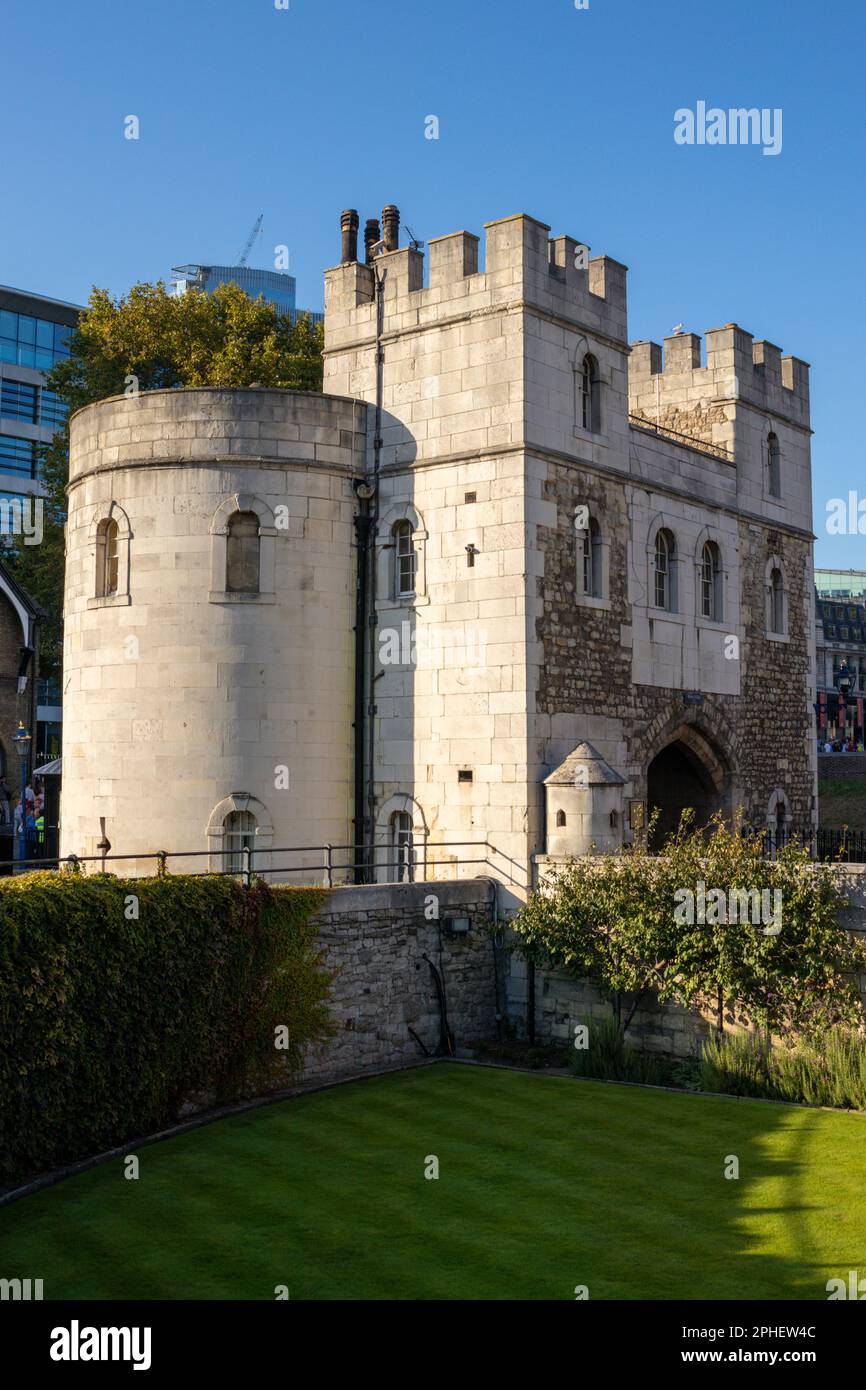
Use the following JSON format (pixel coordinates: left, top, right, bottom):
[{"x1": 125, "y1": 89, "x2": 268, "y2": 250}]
[
  {"x1": 579, "y1": 354, "x2": 600, "y2": 433},
  {"x1": 390, "y1": 810, "x2": 414, "y2": 882},
  {"x1": 89, "y1": 503, "x2": 132, "y2": 608},
  {"x1": 556, "y1": 809, "x2": 567, "y2": 827},
  {"x1": 393, "y1": 520, "x2": 416, "y2": 599},
  {"x1": 226, "y1": 511, "x2": 260, "y2": 593},
  {"x1": 96, "y1": 518, "x2": 119, "y2": 598},
  {"x1": 653, "y1": 529, "x2": 677, "y2": 611},
  {"x1": 700, "y1": 541, "x2": 722, "y2": 621},
  {"x1": 767, "y1": 432, "x2": 781, "y2": 498},
  {"x1": 768, "y1": 566, "x2": 785, "y2": 635},
  {"x1": 223, "y1": 808, "x2": 256, "y2": 874},
  {"x1": 581, "y1": 517, "x2": 603, "y2": 599}
]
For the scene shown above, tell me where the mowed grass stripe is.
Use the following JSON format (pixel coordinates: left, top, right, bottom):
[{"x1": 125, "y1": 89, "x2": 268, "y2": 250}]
[{"x1": 2, "y1": 1063, "x2": 865, "y2": 1300}]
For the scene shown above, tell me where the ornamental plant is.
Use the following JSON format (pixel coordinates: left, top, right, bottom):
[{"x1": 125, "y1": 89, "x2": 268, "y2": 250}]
[{"x1": 513, "y1": 812, "x2": 866, "y2": 1041}]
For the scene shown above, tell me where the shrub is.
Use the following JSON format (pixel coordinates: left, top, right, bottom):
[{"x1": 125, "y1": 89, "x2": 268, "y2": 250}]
[
  {"x1": 701, "y1": 1029, "x2": 866, "y2": 1110},
  {"x1": 513, "y1": 812, "x2": 866, "y2": 1042},
  {"x1": 0, "y1": 873, "x2": 334, "y2": 1184},
  {"x1": 570, "y1": 1015, "x2": 671, "y2": 1087}
]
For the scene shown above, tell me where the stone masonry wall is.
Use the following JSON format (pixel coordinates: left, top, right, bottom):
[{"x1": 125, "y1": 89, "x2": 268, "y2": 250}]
[
  {"x1": 508, "y1": 951, "x2": 711, "y2": 1058},
  {"x1": 301, "y1": 878, "x2": 503, "y2": 1084},
  {"x1": 534, "y1": 459, "x2": 815, "y2": 830},
  {"x1": 297, "y1": 868, "x2": 866, "y2": 1088},
  {"x1": 736, "y1": 522, "x2": 816, "y2": 824}
]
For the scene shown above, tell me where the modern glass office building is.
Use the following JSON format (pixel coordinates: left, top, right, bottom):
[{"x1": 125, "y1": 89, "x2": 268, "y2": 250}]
[
  {"x1": 815, "y1": 569, "x2": 866, "y2": 745},
  {"x1": 170, "y1": 262, "x2": 323, "y2": 325},
  {"x1": 0, "y1": 285, "x2": 82, "y2": 506},
  {"x1": 0, "y1": 285, "x2": 82, "y2": 769},
  {"x1": 815, "y1": 569, "x2": 866, "y2": 600}
]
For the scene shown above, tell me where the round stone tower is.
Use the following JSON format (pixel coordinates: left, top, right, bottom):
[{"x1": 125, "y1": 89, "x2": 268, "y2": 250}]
[{"x1": 61, "y1": 386, "x2": 365, "y2": 878}]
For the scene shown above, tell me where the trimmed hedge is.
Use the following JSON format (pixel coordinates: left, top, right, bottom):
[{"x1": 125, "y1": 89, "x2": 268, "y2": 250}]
[{"x1": 0, "y1": 873, "x2": 334, "y2": 1185}]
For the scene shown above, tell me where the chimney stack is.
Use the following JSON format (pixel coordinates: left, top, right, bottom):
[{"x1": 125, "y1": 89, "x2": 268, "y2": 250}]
[
  {"x1": 364, "y1": 218, "x2": 381, "y2": 264},
  {"x1": 340, "y1": 209, "x2": 359, "y2": 264},
  {"x1": 382, "y1": 204, "x2": 400, "y2": 253}
]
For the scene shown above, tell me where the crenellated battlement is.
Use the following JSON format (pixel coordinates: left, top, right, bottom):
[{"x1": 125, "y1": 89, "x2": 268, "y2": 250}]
[
  {"x1": 629, "y1": 323, "x2": 810, "y2": 433},
  {"x1": 323, "y1": 208, "x2": 629, "y2": 352}
]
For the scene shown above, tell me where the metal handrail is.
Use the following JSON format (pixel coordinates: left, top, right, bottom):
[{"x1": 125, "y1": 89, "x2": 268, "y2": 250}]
[
  {"x1": 628, "y1": 412, "x2": 734, "y2": 463},
  {"x1": 7, "y1": 830, "x2": 865, "y2": 878},
  {"x1": 0, "y1": 837, "x2": 531, "y2": 887}
]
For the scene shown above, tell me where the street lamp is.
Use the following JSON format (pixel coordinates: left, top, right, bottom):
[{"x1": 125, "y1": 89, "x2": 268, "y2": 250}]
[
  {"x1": 837, "y1": 662, "x2": 854, "y2": 746},
  {"x1": 14, "y1": 722, "x2": 30, "y2": 866},
  {"x1": 838, "y1": 661, "x2": 854, "y2": 698}
]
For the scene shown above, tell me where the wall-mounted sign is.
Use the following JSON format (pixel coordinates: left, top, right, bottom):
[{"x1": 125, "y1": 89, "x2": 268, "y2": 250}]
[{"x1": 683, "y1": 691, "x2": 704, "y2": 706}]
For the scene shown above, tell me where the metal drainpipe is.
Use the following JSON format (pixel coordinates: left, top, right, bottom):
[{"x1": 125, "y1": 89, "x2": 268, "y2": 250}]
[
  {"x1": 352, "y1": 494, "x2": 371, "y2": 884},
  {"x1": 365, "y1": 263, "x2": 385, "y2": 880},
  {"x1": 527, "y1": 960, "x2": 536, "y2": 1044},
  {"x1": 490, "y1": 878, "x2": 505, "y2": 1041}
]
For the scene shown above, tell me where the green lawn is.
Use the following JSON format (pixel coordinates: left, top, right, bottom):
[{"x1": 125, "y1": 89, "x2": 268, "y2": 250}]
[
  {"x1": 2, "y1": 1062, "x2": 864, "y2": 1300},
  {"x1": 818, "y1": 777, "x2": 866, "y2": 831}
]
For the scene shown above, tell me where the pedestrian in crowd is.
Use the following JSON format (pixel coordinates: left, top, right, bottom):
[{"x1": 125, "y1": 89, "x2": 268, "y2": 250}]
[
  {"x1": 0, "y1": 775, "x2": 11, "y2": 825},
  {"x1": 824, "y1": 740, "x2": 833, "y2": 753},
  {"x1": 24, "y1": 802, "x2": 37, "y2": 862},
  {"x1": 12, "y1": 796, "x2": 23, "y2": 860}
]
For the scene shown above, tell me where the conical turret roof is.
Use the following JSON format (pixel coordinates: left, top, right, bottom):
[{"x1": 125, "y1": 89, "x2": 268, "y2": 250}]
[{"x1": 544, "y1": 741, "x2": 625, "y2": 787}]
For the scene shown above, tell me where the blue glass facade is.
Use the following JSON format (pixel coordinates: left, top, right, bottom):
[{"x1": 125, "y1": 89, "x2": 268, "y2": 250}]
[
  {"x1": 0, "y1": 286, "x2": 80, "y2": 497},
  {"x1": 0, "y1": 309, "x2": 71, "y2": 370},
  {"x1": 0, "y1": 434, "x2": 37, "y2": 476},
  {"x1": 0, "y1": 377, "x2": 67, "y2": 436}
]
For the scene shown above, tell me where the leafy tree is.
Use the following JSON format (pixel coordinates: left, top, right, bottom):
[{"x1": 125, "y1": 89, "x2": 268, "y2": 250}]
[
  {"x1": 1, "y1": 282, "x2": 325, "y2": 677},
  {"x1": 513, "y1": 813, "x2": 866, "y2": 1042}
]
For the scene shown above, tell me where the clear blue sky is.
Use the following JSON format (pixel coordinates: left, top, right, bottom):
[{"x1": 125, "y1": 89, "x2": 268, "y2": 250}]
[{"x1": 3, "y1": 0, "x2": 863, "y2": 566}]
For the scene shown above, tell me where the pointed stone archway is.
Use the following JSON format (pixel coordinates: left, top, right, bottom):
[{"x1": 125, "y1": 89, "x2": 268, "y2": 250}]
[{"x1": 643, "y1": 710, "x2": 739, "y2": 850}]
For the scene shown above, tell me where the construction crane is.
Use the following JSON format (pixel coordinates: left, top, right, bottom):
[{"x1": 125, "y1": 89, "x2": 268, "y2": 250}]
[
  {"x1": 235, "y1": 214, "x2": 263, "y2": 267},
  {"x1": 405, "y1": 222, "x2": 425, "y2": 251}
]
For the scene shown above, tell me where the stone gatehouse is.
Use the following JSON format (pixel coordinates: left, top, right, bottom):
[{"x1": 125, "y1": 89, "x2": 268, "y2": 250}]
[{"x1": 60, "y1": 204, "x2": 817, "y2": 885}]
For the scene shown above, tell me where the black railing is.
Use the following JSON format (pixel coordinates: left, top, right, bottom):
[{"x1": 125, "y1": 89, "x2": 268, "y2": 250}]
[
  {"x1": 5, "y1": 828, "x2": 864, "y2": 881},
  {"x1": 628, "y1": 412, "x2": 734, "y2": 463},
  {"x1": 757, "y1": 824, "x2": 866, "y2": 864},
  {"x1": 0, "y1": 838, "x2": 530, "y2": 889}
]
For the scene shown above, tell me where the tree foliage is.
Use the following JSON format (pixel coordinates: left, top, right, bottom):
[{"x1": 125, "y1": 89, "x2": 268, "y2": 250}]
[
  {"x1": 0, "y1": 282, "x2": 325, "y2": 677},
  {"x1": 513, "y1": 813, "x2": 866, "y2": 1041}
]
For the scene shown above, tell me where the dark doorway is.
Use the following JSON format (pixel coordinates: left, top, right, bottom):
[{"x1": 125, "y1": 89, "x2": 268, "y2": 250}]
[{"x1": 647, "y1": 740, "x2": 727, "y2": 850}]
